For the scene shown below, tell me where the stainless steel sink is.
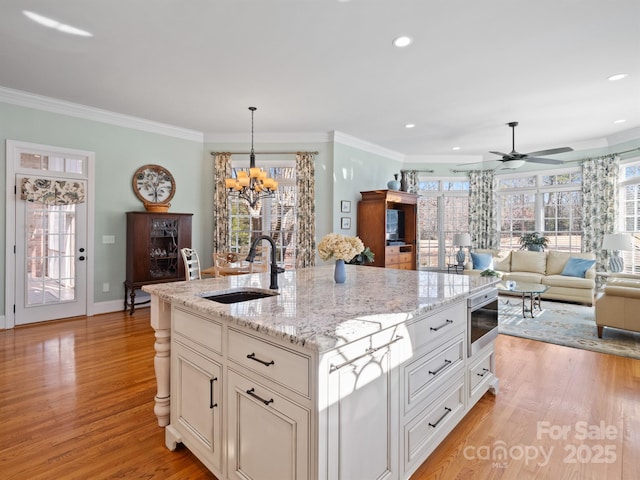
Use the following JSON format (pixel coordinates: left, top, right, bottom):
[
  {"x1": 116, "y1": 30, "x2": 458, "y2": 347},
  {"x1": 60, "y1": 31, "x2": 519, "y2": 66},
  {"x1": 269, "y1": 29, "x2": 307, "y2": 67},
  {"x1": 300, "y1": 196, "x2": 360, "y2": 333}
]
[{"x1": 200, "y1": 288, "x2": 279, "y2": 304}]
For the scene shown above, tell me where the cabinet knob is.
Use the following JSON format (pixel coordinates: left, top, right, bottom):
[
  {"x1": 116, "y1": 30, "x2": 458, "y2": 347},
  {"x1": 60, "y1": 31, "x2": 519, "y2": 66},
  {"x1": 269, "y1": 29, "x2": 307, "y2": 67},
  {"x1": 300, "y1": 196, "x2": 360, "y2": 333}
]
[{"x1": 79, "y1": 256, "x2": 85, "y2": 261}]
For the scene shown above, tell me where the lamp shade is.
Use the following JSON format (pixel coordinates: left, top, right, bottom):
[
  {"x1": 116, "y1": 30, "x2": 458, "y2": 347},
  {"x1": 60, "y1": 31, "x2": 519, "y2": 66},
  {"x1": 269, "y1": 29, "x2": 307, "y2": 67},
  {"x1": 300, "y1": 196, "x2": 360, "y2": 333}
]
[
  {"x1": 602, "y1": 233, "x2": 633, "y2": 251},
  {"x1": 453, "y1": 233, "x2": 472, "y2": 246}
]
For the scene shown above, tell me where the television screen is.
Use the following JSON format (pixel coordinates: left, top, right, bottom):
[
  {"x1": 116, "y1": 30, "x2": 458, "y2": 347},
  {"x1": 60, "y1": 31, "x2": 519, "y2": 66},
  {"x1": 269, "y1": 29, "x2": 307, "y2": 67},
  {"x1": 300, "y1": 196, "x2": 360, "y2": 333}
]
[{"x1": 386, "y1": 209, "x2": 404, "y2": 241}]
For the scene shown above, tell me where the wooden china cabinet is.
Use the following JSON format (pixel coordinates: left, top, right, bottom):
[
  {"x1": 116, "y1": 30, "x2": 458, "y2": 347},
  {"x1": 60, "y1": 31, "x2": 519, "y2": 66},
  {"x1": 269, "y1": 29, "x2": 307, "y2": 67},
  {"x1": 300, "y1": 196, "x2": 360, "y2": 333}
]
[{"x1": 124, "y1": 211, "x2": 192, "y2": 313}]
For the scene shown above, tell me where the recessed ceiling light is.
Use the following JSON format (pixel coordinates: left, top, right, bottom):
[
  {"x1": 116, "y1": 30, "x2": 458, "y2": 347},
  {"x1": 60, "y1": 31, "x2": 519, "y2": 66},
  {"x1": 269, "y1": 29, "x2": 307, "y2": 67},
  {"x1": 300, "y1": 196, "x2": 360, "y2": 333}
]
[
  {"x1": 452, "y1": 146, "x2": 461, "y2": 151},
  {"x1": 404, "y1": 123, "x2": 416, "y2": 129},
  {"x1": 23, "y1": 10, "x2": 92, "y2": 37},
  {"x1": 613, "y1": 119, "x2": 627, "y2": 124},
  {"x1": 608, "y1": 73, "x2": 628, "y2": 81},
  {"x1": 393, "y1": 36, "x2": 413, "y2": 48}
]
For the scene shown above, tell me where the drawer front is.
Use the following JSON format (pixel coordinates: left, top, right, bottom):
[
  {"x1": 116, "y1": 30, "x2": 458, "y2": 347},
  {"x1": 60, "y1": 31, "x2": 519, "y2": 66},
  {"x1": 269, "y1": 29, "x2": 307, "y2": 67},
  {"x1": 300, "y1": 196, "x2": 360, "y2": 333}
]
[
  {"x1": 386, "y1": 254, "x2": 400, "y2": 265},
  {"x1": 405, "y1": 301, "x2": 466, "y2": 352},
  {"x1": 470, "y1": 352, "x2": 493, "y2": 392},
  {"x1": 173, "y1": 307, "x2": 223, "y2": 355},
  {"x1": 386, "y1": 246, "x2": 401, "y2": 255},
  {"x1": 403, "y1": 334, "x2": 465, "y2": 416},
  {"x1": 404, "y1": 375, "x2": 465, "y2": 468},
  {"x1": 228, "y1": 329, "x2": 310, "y2": 397},
  {"x1": 399, "y1": 253, "x2": 412, "y2": 263}
]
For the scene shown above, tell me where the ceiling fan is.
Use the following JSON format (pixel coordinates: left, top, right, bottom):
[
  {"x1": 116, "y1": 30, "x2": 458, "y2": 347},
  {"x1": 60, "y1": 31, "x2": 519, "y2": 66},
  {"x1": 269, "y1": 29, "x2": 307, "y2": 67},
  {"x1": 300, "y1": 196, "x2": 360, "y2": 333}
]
[{"x1": 460, "y1": 121, "x2": 573, "y2": 170}]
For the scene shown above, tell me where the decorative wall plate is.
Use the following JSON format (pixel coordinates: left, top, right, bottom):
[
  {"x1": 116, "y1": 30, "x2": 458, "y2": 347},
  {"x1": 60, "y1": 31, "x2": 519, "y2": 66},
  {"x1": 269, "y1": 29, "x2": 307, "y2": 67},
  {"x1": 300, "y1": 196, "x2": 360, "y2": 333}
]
[{"x1": 132, "y1": 164, "x2": 175, "y2": 212}]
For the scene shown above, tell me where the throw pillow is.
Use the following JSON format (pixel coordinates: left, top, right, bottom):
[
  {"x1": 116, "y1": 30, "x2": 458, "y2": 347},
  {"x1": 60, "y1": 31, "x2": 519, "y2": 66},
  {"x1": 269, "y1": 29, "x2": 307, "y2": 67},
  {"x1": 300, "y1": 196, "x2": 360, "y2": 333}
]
[
  {"x1": 470, "y1": 252, "x2": 493, "y2": 270},
  {"x1": 561, "y1": 257, "x2": 596, "y2": 278}
]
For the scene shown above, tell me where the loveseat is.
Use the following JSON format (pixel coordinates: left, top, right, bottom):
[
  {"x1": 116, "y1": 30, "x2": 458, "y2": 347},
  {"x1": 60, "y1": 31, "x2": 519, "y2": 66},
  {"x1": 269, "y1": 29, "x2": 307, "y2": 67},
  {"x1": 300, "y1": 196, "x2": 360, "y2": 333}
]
[
  {"x1": 595, "y1": 275, "x2": 640, "y2": 337},
  {"x1": 463, "y1": 249, "x2": 597, "y2": 305}
]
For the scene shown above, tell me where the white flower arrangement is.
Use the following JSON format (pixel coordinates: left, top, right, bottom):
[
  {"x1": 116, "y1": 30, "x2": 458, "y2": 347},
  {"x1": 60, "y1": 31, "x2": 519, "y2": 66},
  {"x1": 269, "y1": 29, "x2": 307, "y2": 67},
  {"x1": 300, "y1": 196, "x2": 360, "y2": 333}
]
[{"x1": 317, "y1": 233, "x2": 364, "y2": 262}]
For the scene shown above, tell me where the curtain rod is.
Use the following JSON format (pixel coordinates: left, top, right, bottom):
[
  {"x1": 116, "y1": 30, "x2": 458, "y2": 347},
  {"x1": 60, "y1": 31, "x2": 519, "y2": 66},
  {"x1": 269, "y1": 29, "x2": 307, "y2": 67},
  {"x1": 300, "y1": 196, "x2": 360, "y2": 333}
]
[
  {"x1": 401, "y1": 168, "x2": 435, "y2": 173},
  {"x1": 210, "y1": 151, "x2": 319, "y2": 156}
]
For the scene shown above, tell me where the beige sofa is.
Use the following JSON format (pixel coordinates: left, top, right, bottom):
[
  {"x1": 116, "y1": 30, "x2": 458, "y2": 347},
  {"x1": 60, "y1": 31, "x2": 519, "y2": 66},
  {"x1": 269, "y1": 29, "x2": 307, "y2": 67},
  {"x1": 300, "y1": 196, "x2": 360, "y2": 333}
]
[
  {"x1": 595, "y1": 275, "x2": 640, "y2": 337},
  {"x1": 464, "y1": 249, "x2": 597, "y2": 305}
]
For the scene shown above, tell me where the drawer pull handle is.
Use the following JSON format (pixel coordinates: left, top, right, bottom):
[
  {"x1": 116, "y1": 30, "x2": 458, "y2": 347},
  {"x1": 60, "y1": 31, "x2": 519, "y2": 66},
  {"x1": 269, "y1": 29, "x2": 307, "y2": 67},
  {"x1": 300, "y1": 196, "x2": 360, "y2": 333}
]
[
  {"x1": 429, "y1": 359, "x2": 452, "y2": 376},
  {"x1": 430, "y1": 319, "x2": 453, "y2": 331},
  {"x1": 476, "y1": 368, "x2": 490, "y2": 378},
  {"x1": 209, "y1": 377, "x2": 218, "y2": 409},
  {"x1": 247, "y1": 352, "x2": 275, "y2": 367},
  {"x1": 429, "y1": 407, "x2": 452, "y2": 428},
  {"x1": 330, "y1": 335, "x2": 404, "y2": 372},
  {"x1": 246, "y1": 388, "x2": 274, "y2": 406}
]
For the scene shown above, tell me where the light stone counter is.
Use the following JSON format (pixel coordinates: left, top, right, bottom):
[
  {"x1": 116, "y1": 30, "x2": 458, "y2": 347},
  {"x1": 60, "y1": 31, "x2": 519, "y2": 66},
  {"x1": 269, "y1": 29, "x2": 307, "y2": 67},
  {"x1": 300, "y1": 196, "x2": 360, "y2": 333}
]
[{"x1": 143, "y1": 264, "x2": 497, "y2": 353}]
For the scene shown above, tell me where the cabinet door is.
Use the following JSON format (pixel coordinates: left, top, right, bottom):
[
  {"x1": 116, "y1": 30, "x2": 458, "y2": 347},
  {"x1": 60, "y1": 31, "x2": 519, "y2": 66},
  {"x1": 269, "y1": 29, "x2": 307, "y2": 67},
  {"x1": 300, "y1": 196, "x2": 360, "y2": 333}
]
[
  {"x1": 171, "y1": 342, "x2": 222, "y2": 472},
  {"x1": 227, "y1": 370, "x2": 310, "y2": 480},
  {"x1": 326, "y1": 340, "x2": 399, "y2": 480}
]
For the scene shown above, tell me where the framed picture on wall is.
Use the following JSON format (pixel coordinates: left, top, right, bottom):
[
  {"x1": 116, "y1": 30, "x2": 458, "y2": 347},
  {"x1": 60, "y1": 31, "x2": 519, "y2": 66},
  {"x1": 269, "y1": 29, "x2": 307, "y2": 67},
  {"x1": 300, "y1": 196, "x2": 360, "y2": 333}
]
[
  {"x1": 341, "y1": 217, "x2": 351, "y2": 230},
  {"x1": 340, "y1": 200, "x2": 351, "y2": 213}
]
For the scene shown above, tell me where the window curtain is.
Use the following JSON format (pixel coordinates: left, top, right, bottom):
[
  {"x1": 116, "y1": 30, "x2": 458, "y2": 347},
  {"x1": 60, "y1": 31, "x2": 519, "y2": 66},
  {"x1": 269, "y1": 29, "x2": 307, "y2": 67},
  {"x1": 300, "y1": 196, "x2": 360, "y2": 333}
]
[
  {"x1": 400, "y1": 170, "x2": 419, "y2": 193},
  {"x1": 582, "y1": 155, "x2": 619, "y2": 270},
  {"x1": 21, "y1": 177, "x2": 85, "y2": 205},
  {"x1": 213, "y1": 153, "x2": 232, "y2": 253},
  {"x1": 468, "y1": 170, "x2": 497, "y2": 249},
  {"x1": 295, "y1": 153, "x2": 316, "y2": 268}
]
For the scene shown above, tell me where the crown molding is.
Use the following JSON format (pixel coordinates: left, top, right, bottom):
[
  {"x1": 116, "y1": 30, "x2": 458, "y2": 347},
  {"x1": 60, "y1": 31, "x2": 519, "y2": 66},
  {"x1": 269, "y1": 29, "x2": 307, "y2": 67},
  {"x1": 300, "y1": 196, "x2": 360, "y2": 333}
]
[
  {"x1": 332, "y1": 131, "x2": 405, "y2": 162},
  {"x1": 204, "y1": 131, "x2": 330, "y2": 144},
  {"x1": 404, "y1": 154, "x2": 483, "y2": 165},
  {"x1": 0, "y1": 86, "x2": 204, "y2": 142},
  {"x1": 606, "y1": 126, "x2": 640, "y2": 146}
]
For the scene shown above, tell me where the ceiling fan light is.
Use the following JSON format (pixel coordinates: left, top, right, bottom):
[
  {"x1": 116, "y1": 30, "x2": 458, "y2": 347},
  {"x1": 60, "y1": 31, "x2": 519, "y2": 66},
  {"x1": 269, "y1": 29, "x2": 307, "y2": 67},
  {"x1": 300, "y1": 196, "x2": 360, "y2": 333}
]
[{"x1": 502, "y1": 159, "x2": 526, "y2": 169}]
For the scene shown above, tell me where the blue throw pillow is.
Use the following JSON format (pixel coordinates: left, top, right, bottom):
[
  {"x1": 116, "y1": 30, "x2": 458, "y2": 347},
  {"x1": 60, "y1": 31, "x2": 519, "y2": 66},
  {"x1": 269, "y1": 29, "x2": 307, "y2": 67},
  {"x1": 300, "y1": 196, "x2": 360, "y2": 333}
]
[
  {"x1": 561, "y1": 257, "x2": 596, "y2": 278},
  {"x1": 470, "y1": 252, "x2": 493, "y2": 271}
]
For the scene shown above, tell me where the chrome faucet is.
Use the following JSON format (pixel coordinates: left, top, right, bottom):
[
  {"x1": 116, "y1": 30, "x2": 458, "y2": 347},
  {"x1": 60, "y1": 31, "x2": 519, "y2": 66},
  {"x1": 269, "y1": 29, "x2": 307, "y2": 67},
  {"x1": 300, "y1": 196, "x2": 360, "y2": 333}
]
[{"x1": 246, "y1": 235, "x2": 282, "y2": 290}]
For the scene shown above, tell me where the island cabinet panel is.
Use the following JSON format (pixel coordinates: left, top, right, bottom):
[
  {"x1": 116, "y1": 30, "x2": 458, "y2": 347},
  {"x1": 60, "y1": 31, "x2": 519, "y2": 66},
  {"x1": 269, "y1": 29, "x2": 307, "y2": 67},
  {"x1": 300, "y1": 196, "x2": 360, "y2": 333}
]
[
  {"x1": 357, "y1": 190, "x2": 419, "y2": 270},
  {"x1": 170, "y1": 342, "x2": 223, "y2": 473},
  {"x1": 226, "y1": 370, "x2": 310, "y2": 480},
  {"x1": 324, "y1": 328, "x2": 402, "y2": 480}
]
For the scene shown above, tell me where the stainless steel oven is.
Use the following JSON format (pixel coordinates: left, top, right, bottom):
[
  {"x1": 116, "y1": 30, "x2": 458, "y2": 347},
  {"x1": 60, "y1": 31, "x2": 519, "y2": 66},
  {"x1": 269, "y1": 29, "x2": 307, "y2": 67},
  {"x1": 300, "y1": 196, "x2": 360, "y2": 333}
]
[{"x1": 467, "y1": 288, "x2": 499, "y2": 357}]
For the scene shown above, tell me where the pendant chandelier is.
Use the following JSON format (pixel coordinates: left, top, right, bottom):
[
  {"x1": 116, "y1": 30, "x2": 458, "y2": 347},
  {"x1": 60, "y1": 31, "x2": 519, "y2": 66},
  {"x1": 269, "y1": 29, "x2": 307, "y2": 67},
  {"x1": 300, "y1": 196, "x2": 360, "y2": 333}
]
[{"x1": 225, "y1": 107, "x2": 278, "y2": 208}]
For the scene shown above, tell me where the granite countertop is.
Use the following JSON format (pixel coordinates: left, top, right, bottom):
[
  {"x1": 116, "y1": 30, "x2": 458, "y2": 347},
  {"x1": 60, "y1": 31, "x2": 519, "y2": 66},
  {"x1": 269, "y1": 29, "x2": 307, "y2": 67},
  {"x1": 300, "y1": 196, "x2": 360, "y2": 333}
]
[{"x1": 143, "y1": 265, "x2": 498, "y2": 353}]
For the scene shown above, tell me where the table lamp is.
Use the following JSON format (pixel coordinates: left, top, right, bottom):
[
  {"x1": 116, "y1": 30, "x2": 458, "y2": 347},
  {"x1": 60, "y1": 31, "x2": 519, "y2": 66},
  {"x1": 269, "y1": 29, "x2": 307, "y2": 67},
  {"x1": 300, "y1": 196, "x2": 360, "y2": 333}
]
[
  {"x1": 602, "y1": 233, "x2": 633, "y2": 273},
  {"x1": 453, "y1": 233, "x2": 472, "y2": 266}
]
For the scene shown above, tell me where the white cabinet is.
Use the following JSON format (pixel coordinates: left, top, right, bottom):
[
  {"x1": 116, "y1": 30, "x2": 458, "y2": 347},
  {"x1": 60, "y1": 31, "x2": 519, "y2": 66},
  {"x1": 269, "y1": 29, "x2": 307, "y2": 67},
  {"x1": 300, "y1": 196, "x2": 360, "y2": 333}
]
[
  {"x1": 325, "y1": 329, "x2": 402, "y2": 480},
  {"x1": 226, "y1": 370, "x2": 310, "y2": 480},
  {"x1": 169, "y1": 342, "x2": 223, "y2": 472}
]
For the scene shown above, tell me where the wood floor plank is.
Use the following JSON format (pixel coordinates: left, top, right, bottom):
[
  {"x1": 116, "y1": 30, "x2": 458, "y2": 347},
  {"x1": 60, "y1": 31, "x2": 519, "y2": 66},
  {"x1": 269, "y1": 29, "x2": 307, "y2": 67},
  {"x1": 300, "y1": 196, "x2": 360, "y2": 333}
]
[{"x1": 1, "y1": 311, "x2": 638, "y2": 479}]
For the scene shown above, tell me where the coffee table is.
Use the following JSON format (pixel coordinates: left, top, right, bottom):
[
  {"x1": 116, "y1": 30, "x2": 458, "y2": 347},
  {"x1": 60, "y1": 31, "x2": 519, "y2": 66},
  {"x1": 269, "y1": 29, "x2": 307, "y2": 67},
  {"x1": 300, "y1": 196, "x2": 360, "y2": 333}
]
[{"x1": 496, "y1": 281, "x2": 550, "y2": 318}]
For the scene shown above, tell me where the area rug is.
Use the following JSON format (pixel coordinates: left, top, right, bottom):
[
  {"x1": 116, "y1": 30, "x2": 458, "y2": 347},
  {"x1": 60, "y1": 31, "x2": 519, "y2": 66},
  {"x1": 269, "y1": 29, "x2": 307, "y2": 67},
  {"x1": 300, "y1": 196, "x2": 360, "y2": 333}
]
[{"x1": 498, "y1": 299, "x2": 640, "y2": 360}]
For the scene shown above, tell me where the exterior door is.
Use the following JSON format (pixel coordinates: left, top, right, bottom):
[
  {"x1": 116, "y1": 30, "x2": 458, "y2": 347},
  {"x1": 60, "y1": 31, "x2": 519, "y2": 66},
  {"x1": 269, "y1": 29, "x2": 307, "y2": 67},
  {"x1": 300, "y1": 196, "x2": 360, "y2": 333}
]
[{"x1": 15, "y1": 175, "x2": 88, "y2": 324}]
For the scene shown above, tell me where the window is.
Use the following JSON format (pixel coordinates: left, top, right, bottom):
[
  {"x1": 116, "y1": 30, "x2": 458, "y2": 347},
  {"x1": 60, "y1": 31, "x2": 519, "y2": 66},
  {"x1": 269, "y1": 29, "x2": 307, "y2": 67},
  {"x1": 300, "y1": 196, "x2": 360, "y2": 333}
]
[
  {"x1": 497, "y1": 169, "x2": 583, "y2": 253},
  {"x1": 417, "y1": 178, "x2": 469, "y2": 268},
  {"x1": 228, "y1": 164, "x2": 297, "y2": 269},
  {"x1": 619, "y1": 159, "x2": 640, "y2": 274}
]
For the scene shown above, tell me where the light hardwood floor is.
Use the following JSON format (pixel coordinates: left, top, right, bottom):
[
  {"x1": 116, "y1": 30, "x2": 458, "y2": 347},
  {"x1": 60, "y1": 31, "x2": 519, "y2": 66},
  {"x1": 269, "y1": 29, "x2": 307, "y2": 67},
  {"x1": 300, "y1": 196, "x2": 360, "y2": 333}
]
[{"x1": 1, "y1": 309, "x2": 638, "y2": 479}]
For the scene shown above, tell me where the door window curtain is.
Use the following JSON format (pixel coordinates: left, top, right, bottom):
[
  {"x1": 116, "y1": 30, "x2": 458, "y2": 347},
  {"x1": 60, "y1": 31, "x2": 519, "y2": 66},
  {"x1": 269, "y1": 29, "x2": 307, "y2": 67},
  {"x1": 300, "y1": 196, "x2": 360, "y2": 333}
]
[
  {"x1": 468, "y1": 170, "x2": 497, "y2": 249},
  {"x1": 213, "y1": 153, "x2": 232, "y2": 253},
  {"x1": 582, "y1": 155, "x2": 619, "y2": 270},
  {"x1": 400, "y1": 170, "x2": 419, "y2": 193},
  {"x1": 295, "y1": 153, "x2": 316, "y2": 268},
  {"x1": 21, "y1": 177, "x2": 85, "y2": 205}
]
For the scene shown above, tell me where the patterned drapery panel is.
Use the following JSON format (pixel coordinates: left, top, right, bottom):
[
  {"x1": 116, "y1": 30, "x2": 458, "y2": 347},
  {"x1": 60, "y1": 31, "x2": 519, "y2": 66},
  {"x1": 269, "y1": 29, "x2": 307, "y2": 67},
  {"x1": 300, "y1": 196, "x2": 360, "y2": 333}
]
[
  {"x1": 21, "y1": 177, "x2": 85, "y2": 205},
  {"x1": 582, "y1": 155, "x2": 619, "y2": 270},
  {"x1": 213, "y1": 153, "x2": 232, "y2": 253},
  {"x1": 468, "y1": 170, "x2": 497, "y2": 249},
  {"x1": 400, "y1": 170, "x2": 419, "y2": 193},
  {"x1": 295, "y1": 153, "x2": 316, "y2": 268}
]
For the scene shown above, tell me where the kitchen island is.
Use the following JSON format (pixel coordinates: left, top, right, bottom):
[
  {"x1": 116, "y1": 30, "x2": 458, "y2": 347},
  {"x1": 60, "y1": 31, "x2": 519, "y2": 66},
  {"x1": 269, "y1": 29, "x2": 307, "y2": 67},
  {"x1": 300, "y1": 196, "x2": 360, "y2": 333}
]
[{"x1": 143, "y1": 265, "x2": 499, "y2": 480}]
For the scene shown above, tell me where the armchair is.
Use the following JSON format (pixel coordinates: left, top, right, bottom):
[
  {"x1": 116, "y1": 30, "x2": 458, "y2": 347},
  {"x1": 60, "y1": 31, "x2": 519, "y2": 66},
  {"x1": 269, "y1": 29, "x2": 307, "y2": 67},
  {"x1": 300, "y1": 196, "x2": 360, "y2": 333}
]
[{"x1": 595, "y1": 275, "x2": 640, "y2": 338}]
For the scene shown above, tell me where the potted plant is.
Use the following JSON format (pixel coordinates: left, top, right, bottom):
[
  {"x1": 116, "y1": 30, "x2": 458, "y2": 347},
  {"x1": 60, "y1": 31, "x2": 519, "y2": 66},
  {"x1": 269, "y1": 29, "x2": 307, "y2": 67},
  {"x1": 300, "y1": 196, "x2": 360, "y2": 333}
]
[
  {"x1": 518, "y1": 232, "x2": 549, "y2": 252},
  {"x1": 347, "y1": 246, "x2": 375, "y2": 265}
]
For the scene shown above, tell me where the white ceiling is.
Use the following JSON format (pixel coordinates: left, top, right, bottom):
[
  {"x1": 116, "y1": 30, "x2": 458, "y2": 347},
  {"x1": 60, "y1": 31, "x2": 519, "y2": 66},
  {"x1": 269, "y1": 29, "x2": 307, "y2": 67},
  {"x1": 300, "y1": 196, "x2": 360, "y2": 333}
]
[{"x1": 1, "y1": 0, "x2": 639, "y2": 160}]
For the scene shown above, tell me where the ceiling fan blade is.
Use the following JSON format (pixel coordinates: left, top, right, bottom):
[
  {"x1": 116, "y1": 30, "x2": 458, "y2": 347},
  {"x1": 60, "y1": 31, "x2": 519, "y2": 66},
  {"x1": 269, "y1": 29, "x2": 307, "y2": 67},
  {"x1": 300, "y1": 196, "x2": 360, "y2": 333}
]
[
  {"x1": 456, "y1": 160, "x2": 499, "y2": 167},
  {"x1": 489, "y1": 151, "x2": 511, "y2": 157},
  {"x1": 524, "y1": 147, "x2": 573, "y2": 157},
  {"x1": 526, "y1": 157, "x2": 564, "y2": 165}
]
